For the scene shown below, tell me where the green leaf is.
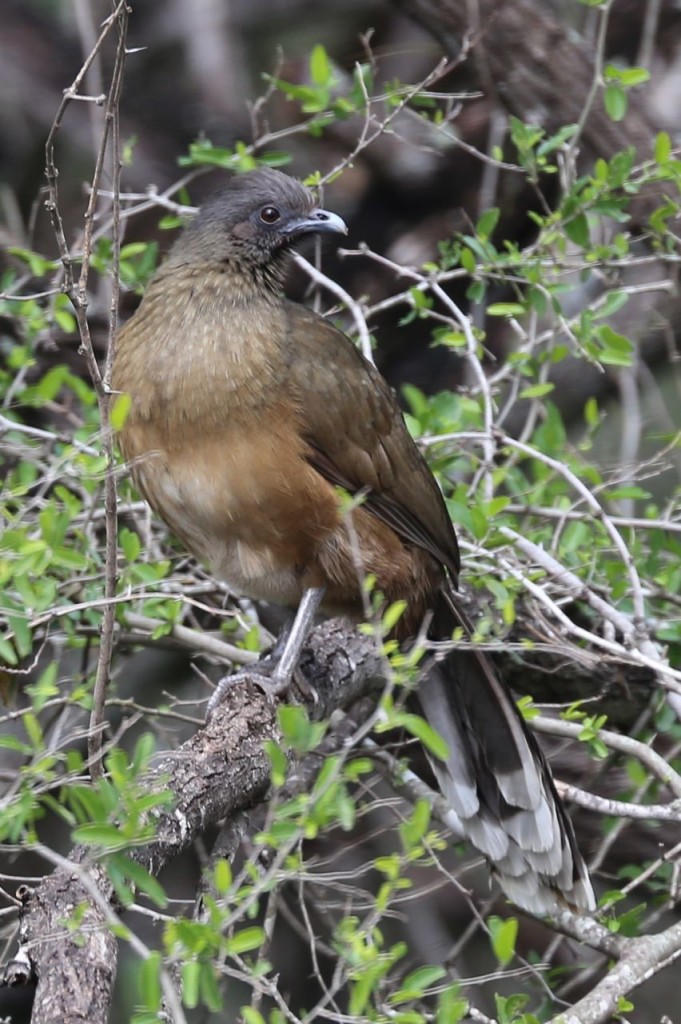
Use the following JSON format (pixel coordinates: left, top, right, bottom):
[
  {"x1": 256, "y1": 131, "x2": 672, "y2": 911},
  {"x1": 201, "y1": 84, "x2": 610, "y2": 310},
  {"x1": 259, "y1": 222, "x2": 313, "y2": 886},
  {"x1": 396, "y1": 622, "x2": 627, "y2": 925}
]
[
  {"x1": 488, "y1": 915, "x2": 518, "y2": 966},
  {"x1": 399, "y1": 798, "x2": 431, "y2": 850},
  {"x1": 265, "y1": 739, "x2": 288, "y2": 787},
  {"x1": 617, "y1": 67, "x2": 650, "y2": 87},
  {"x1": 199, "y1": 962, "x2": 223, "y2": 1012},
  {"x1": 460, "y1": 248, "x2": 476, "y2": 273},
  {"x1": 278, "y1": 705, "x2": 326, "y2": 753},
  {"x1": 138, "y1": 951, "x2": 162, "y2": 1011},
  {"x1": 241, "y1": 1009, "x2": 267, "y2": 1024},
  {"x1": 310, "y1": 44, "x2": 331, "y2": 86},
  {"x1": 593, "y1": 289, "x2": 629, "y2": 320},
  {"x1": 382, "y1": 600, "x2": 407, "y2": 632},
  {"x1": 564, "y1": 212, "x2": 590, "y2": 247},
  {"x1": 0, "y1": 637, "x2": 19, "y2": 666},
  {"x1": 214, "y1": 858, "x2": 232, "y2": 892},
  {"x1": 604, "y1": 84, "x2": 627, "y2": 121},
  {"x1": 109, "y1": 854, "x2": 168, "y2": 908},
  {"x1": 437, "y1": 985, "x2": 468, "y2": 1024},
  {"x1": 607, "y1": 485, "x2": 650, "y2": 500},
  {"x1": 584, "y1": 396, "x2": 600, "y2": 427},
  {"x1": 597, "y1": 324, "x2": 634, "y2": 366},
  {"x1": 23, "y1": 712, "x2": 44, "y2": 750},
  {"x1": 54, "y1": 307, "x2": 76, "y2": 333},
  {"x1": 226, "y1": 926, "x2": 265, "y2": 955},
  {"x1": 399, "y1": 964, "x2": 446, "y2": 996},
  {"x1": 111, "y1": 392, "x2": 132, "y2": 431},
  {"x1": 7, "y1": 247, "x2": 57, "y2": 276},
  {"x1": 476, "y1": 208, "x2": 499, "y2": 240},
  {"x1": 182, "y1": 960, "x2": 201, "y2": 1008},
  {"x1": 72, "y1": 823, "x2": 125, "y2": 847},
  {"x1": 486, "y1": 302, "x2": 526, "y2": 317},
  {"x1": 519, "y1": 383, "x2": 555, "y2": 399},
  {"x1": 400, "y1": 713, "x2": 449, "y2": 761}
]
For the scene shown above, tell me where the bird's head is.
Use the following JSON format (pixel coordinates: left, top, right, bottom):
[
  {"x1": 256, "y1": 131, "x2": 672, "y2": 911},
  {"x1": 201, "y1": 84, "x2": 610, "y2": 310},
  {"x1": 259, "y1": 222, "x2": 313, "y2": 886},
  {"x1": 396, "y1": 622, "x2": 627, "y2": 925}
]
[{"x1": 167, "y1": 168, "x2": 347, "y2": 283}]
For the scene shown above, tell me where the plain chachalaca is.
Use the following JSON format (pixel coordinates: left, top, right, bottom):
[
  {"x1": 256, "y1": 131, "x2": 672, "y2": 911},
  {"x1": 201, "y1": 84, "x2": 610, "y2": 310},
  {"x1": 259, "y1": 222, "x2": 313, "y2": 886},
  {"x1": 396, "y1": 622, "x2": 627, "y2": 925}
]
[{"x1": 112, "y1": 168, "x2": 594, "y2": 913}]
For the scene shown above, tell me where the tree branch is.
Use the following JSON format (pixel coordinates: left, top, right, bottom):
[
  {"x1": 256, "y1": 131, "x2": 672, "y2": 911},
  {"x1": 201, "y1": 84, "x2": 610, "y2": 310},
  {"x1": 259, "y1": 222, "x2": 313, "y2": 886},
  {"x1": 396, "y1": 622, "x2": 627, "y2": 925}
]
[{"x1": 3, "y1": 622, "x2": 386, "y2": 1021}]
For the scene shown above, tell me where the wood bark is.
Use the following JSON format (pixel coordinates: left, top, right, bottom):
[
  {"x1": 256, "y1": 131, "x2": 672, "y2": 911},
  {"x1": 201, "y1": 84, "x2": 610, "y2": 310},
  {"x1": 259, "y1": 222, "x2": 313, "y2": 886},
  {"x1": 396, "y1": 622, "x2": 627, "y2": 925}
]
[
  {"x1": 2, "y1": 622, "x2": 386, "y2": 1023},
  {"x1": 0, "y1": 613, "x2": 665, "y2": 1020}
]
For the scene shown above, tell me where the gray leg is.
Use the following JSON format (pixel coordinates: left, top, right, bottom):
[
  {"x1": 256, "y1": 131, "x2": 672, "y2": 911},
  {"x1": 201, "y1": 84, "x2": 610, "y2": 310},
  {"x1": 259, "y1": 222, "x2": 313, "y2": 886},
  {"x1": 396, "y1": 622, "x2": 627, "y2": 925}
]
[
  {"x1": 269, "y1": 586, "x2": 325, "y2": 691},
  {"x1": 206, "y1": 586, "x2": 325, "y2": 717}
]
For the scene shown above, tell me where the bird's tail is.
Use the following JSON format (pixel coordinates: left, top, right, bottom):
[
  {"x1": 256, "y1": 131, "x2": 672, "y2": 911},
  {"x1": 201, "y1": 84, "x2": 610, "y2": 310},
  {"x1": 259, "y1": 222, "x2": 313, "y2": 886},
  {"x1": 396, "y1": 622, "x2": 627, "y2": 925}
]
[{"x1": 414, "y1": 588, "x2": 595, "y2": 914}]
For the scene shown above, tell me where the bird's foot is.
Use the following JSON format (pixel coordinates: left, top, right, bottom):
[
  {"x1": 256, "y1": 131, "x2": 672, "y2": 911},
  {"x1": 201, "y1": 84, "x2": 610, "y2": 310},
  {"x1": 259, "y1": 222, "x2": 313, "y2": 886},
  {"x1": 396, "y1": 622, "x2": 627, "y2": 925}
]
[
  {"x1": 206, "y1": 657, "x2": 315, "y2": 718},
  {"x1": 206, "y1": 587, "x2": 325, "y2": 719}
]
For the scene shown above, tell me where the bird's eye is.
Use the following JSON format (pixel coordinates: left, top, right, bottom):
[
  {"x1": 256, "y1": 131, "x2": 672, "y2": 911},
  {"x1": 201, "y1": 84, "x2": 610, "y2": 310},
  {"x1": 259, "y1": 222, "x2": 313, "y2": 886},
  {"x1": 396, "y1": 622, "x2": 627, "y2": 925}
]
[{"x1": 260, "y1": 206, "x2": 281, "y2": 224}]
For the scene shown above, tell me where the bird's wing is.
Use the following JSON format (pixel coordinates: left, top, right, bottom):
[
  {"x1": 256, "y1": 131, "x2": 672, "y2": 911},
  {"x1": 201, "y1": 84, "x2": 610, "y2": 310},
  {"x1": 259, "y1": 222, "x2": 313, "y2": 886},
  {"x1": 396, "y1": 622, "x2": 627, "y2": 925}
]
[
  {"x1": 283, "y1": 303, "x2": 595, "y2": 914},
  {"x1": 283, "y1": 301, "x2": 460, "y2": 578}
]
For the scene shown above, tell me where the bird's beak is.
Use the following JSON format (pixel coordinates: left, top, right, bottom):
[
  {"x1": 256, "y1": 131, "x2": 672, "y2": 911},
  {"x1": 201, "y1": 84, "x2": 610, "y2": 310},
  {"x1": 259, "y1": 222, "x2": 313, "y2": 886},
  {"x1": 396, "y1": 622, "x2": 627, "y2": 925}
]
[{"x1": 282, "y1": 208, "x2": 348, "y2": 238}]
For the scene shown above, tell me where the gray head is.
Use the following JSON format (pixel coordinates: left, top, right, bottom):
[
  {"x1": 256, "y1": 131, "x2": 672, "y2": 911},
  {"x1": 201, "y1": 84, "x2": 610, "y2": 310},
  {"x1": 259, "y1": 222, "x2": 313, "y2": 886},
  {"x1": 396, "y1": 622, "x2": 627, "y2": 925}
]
[{"x1": 167, "y1": 168, "x2": 346, "y2": 276}]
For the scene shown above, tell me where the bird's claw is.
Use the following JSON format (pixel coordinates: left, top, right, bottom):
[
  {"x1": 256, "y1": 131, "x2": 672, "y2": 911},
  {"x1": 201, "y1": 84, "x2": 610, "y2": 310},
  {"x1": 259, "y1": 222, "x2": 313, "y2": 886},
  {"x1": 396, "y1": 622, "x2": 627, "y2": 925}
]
[
  {"x1": 206, "y1": 661, "x2": 317, "y2": 719},
  {"x1": 206, "y1": 664, "x2": 283, "y2": 718}
]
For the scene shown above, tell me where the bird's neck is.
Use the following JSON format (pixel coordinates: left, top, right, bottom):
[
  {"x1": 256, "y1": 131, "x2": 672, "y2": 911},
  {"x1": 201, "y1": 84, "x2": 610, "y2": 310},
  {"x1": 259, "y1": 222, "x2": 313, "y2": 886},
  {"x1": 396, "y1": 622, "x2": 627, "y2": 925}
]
[{"x1": 162, "y1": 250, "x2": 288, "y2": 299}]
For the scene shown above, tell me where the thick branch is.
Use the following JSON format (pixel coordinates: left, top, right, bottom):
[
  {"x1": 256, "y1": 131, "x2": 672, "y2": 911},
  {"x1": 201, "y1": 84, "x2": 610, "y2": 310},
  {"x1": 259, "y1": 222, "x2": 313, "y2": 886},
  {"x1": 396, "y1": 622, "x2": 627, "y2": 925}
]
[
  {"x1": 4, "y1": 622, "x2": 385, "y2": 1023},
  {"x1": 6, "y1": 615, "x2": 677, "y2": 1021},
  {"x1": 551, "y1": 920, "x2": 681, "y2": 1024}
]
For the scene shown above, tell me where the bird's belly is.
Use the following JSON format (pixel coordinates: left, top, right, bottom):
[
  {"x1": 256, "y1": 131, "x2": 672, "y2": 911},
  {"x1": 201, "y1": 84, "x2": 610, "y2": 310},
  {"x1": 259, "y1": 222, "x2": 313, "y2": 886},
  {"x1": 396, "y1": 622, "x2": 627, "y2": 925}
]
[
  {"x1": 211, "y1": 541, "x2": 303, "y2": 605},
  {"x1": 130, "y1": 434, "x2": 336, "y2": 606}
]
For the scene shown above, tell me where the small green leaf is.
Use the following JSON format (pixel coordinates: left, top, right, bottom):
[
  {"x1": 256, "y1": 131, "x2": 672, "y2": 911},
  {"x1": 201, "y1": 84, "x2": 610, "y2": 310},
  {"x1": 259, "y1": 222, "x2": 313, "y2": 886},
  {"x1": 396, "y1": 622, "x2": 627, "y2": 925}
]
[
  {"x1": 265, "y1": 740, "x2": 288, "y2": 787},
  {"x1": 138, "y1": 951, "x2": 162, "y2": 1010},
  {"x1": 403, "y1": 964, "x2": 446, "y2": 992},
  {"x1": 241, "y1": 1009, "x2": 267, "y2": 1024},
  {"x1": 226, "y1": 926, "x2": 265, "y2": 955},
  {"x1": 437, "y1": 985, "x2": 468, "y2": 1024},
  {"x1": 564, "y1": 212, "x2": 590, "y2": 247},
  {"x1": 23, "y1": 712, "x2": 44, "y2": 749},
  {"x1": 391, "y1": 964, "x2": 447, "y2": 1003},
  {"x1": 383, "y1": 600, "x2": 407, "y2": 632},
  {"x1": 310, "y1": 44, "x2": 331, "y2": 86},
  {"x1": 460, "y1": 248, "x2": 476, "y2": 273},
  {"x1": 488, "y1": 915, "x2": 518, "y2": 966},
  {"x1": 0, "y1": 637, "x2": 19, "y2": 666},
  {"x1": 199, "y1": 961, "x2": 223, "y2": 1012},
  {"x1": 120, "y1": 527, "x2": 141, "y2": 562},
  {"x1": 109, "y1": 854, "x2": 168, "y2": 908},
  {"x1": 519, "y1": 383, "x2": 554, "y2": 399},
  {"x1": 72, "y1": 823, "x2": 125, "y2": 847},
  {"x1": 278, "y1": 705, "x2": 326, "y2": 753},
  {"x1": 182, "y1": 960, "x2": 201, "y2": 1008},
  {"x1": 111, "y1": 392, "x2": 132, "y2": 430},
  {"x1": 486, "y1": 302, "x2": 526, "y2": 317},
  {"x1": 604, "y1": 84, "x2": 627, "y2": 121},
  {"x1": 618, "y1": 67, "x2": 650, "y2": 87},
  {"x1": 584, "y1": 396, "x2": 600, "y2": 427},
  {"x1": 597, "y1": 324, "x2": 634, "y2": 366},
  {"x1": 401, "y1": 713, "x2": 449, "y2": 761},
  {"x1": 593, "y1": 289, "x2": 629, "y2": 320},
  {"x1": 214, "y1": 858, "x2": 232, "y2": 892},
  {"x1": 476, "y1": 208, "x2": 500, "y2": 240},
  {"x1": 400, "y1": 798, "x2": 431, "y2": 850}
]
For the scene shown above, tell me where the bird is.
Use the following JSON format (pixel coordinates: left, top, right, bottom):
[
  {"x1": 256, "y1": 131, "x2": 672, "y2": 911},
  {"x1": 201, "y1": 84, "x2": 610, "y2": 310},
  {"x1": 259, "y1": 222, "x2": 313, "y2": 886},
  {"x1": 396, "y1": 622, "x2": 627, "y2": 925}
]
[{"x1": 112, "y1": 167, "x2": 595, "y2": 914}]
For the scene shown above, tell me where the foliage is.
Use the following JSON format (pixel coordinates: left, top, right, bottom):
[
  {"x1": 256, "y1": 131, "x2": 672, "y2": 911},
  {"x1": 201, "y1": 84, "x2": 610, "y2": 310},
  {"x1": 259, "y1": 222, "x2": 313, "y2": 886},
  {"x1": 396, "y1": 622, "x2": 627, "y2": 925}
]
[{"x1": 1, "y1": 18, "x2": 681, "y2": 1024}]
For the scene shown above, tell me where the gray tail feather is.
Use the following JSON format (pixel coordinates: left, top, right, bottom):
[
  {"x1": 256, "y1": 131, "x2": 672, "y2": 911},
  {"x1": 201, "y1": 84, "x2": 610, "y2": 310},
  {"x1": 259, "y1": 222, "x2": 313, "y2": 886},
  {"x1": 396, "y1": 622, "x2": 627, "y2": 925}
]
[{"x1": 414, "y1": 589, "x2": 595, "y2": 914}]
